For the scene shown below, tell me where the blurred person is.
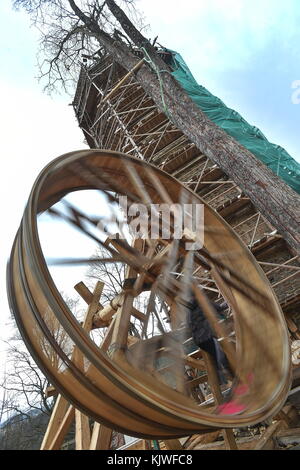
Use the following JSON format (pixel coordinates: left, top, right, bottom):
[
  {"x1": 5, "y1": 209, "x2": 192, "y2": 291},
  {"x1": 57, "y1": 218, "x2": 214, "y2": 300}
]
[
  {"x1": 187, "y1": 290, "x2": 253, "y2": 415},
  {"x1": 187, "y1": 291, "x2": 232, "y2": 386}
]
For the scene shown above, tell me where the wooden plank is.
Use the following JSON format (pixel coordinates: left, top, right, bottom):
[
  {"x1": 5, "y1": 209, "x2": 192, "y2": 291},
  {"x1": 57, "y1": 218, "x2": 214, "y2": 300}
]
[
  {"x1": 275, "y1": 428, "x2": 300, "y2": 447},
  {"x1": 75, "y1": 408, "x2": 91, "y2": 450},
  {"x1": 93, "y1": 293, "x2": 146, "y2": 325},
  {"x1": 74, "y1": 281, "x2": 108, "y2": 328},
  {"x1": 110, "y1": 241, "x2": 141, "y2": 360},
  {"x1": 88, "y1": 301, "x2": 114, "y2": 451},
  {"x1": 74, "y1": 281, "x2": 104, "y2": 369},
  {"x1": 192, "y1": 435, "x2": 260, "y2": 450},
  {"x1": 184, "y1": 355, "x2": 206, "y2": 369},
  {"x1": 74, "y1": 281, "x2": 104, "y2": 450},
  {"x1": 162, "y1": 439, "x2": 183, "y2": 450},
  {"x1": 89, "y1": 422, "x2": 113, "y2": 450},
  {"x1": 281, "y1": 404, "x2": 300, "y2": 427},
  {"x1": 187, "y1": 430, "x2": 221, "y2": 450},
  {"x1": 49, "y1": 405, "x2": 75, "y2": 450},
  {"x1": 110, "y1": 293, "x2": 135, "y2": 359},
  {"x1": 82, "y1": 281, "x2": 105, "y2": 332},
  {"x1": 74, "y1": 281, "x2": 103, "y2": 307},
  {"x1": 45, "y1": 385, "x2": 57, "y2": 398},
  {"x1": 253, "y1": 420, "x2": 287, "y2": 450},
  {"x1": 40, "y1": 394, "x2": 69, "y2": 450},
  {"x1": 275, "y1": 409, "x2": 293, "y2": 427}
]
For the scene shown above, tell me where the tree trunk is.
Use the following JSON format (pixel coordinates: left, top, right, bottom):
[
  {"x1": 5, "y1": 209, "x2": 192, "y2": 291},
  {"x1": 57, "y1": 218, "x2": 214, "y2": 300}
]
[{"x1": 70, "y1": 0, "x2": 300, "y2": 253}]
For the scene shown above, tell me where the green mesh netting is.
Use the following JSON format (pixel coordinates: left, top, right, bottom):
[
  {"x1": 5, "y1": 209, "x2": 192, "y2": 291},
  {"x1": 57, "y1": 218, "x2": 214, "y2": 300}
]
[{"x1": 167, "y1": 50, "x2": 300, "y2": 194}]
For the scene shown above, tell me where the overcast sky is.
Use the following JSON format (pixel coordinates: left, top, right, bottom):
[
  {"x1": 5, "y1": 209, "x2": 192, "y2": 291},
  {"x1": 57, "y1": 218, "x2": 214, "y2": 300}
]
[{"x1": 0, "y1": 1, "x2": 299, "y2": 373}]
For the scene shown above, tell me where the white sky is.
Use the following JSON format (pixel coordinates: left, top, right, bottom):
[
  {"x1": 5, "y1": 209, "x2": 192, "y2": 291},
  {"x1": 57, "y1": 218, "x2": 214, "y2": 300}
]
[
  {"x1": 0, "y1": 5, "x2": 89, "y2": 367},
  {"x1": 0, "y1": 1, "x2": 299, "y2": 375}
]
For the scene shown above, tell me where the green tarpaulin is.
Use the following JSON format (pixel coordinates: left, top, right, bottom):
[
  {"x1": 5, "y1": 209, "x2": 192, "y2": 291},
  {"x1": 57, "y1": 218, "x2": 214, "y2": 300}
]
[{"x1": 167, "y1": 50, "x2": 300, "y2": 194}]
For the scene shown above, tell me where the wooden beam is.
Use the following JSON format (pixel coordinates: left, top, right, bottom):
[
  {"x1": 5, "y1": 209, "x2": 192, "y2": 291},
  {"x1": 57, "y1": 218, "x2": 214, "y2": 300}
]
[
  {"x1": 162, "y1": 439, "x2": 183, "y2": 450},
  {"x1": 41, "y1": 282, "x2": 104, "y2": 450},
  {"x1": 186, "y1": 430, "x2": 221, "y2": 450},
  {"x1": 275, "y1": 428, "x2": 300, "y2": 448},
  {"x1": 184, "y1": 355, "x2": 206, "y2": 369},
  {"x1": 75, "y1": 409, "x2": 91, "y2": 450},
  {"x1": 259, "y1": 260, "x2": 300, "y2": 272},
  {"x1": 49, "y1": 405, "x2": 75, "y2": 450},
  {"x1": 93, "y1": 293, "x2": 147, "y2": 325},
  {"x1": 45, "y1": 385, "x2": 57, "y2": 398},
  {"x1": 253, "y1": 420, "x2": 287, "y2": 450},
  {"x1": 81, "y1": 281, "x2": 105, "y2": 332},
  {"x1": 74, "y1": 281, "x2": 108, "y2": 328},
  {"x1": 74, "y1": 281, "x2": 104, "y2": 450},
  {"x1": 40, "y1": 394, "x2": 70, "y2": 450},
  {"x1": 89, "y1": 422, "x2": 113, "y2": 450}
]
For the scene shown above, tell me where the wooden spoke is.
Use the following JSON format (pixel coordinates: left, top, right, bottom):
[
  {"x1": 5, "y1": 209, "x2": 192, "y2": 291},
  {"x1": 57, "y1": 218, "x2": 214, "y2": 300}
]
[{"x1": 48, "y1": 256, "x2": 126, "y2": 266}]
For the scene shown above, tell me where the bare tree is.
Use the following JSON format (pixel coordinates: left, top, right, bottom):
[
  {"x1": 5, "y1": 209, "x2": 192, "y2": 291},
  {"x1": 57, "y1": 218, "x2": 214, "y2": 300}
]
[
  {"x1": 13, "y1": 0, "x2": 148, "y2": 94},
  {"x1": 0, "y1": 295, "x2": 82, "y2": 449},
  {"x1": 0, "y1": 327, "x2": 53, "y2": 449},
  {"x1": 13, "y1": 0, "x2": 300, "y2": 252},
  {"x1": 87, "y1": 245, "x2": 126, "y2": 304}
]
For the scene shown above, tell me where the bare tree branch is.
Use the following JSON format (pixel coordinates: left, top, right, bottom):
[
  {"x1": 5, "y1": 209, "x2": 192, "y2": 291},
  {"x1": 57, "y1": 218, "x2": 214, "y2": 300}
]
[{"x1": 13, "y1": 0, "x2": 148, "y2": 93}]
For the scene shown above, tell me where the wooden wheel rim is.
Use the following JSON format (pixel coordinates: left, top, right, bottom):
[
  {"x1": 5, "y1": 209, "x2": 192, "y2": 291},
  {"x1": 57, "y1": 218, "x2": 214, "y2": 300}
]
[{"x1": 7, "y1": 149, "x2": 291, "y2": 438}]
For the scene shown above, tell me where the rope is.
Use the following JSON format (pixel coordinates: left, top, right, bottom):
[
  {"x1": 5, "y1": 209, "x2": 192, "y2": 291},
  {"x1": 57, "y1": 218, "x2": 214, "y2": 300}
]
[{"x1": 141, "y1": 47, "x2": 171, "y2": 119}]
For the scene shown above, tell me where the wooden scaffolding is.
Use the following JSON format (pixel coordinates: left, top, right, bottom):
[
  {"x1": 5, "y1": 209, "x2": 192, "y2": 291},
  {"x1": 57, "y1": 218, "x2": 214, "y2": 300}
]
[{"x1": 40, "y1": 48, "x2": 300, "y2": 451}]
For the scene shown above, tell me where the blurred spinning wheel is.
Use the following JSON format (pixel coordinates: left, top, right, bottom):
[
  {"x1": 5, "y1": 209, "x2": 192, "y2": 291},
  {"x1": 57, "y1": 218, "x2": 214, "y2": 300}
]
[{"x1": 7, "y1": 149, "x2": 291, "y2": 439}]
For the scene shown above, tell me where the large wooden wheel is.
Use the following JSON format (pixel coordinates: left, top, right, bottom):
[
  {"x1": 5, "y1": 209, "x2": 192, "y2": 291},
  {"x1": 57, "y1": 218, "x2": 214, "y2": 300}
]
[{"x1": 7, "y1": 149, "x2": 291, "y2": 439}]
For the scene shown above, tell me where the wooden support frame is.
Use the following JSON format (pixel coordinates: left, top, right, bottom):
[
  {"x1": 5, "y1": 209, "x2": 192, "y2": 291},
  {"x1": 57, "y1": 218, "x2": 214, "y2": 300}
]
[
  {"x1": 42, "y1": 46, "x2": 300, "y2": 449},
  {"x1": 40, "y1": 394, "x2": 70, "y2": 450},
  {"x1": 12, "y1": 147, "x2": 297, "y2": 449},
  {"x1": 41, "y1": 281, "x2": 113, "y2": 451}
]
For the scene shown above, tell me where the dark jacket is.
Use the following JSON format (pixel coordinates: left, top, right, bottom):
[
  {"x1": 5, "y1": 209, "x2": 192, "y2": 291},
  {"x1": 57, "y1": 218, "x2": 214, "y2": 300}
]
[{"x1": 187, "y1": 296, "x2": 227, "y2": 346}]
